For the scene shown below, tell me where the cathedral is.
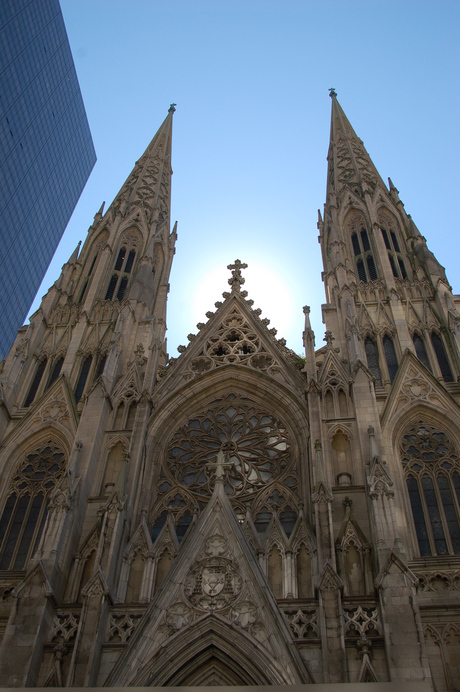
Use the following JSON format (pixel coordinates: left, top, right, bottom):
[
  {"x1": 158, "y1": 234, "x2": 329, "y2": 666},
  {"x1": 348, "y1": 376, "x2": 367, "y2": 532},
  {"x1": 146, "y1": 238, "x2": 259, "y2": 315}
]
[{"x1": 0, "y1": 93, "x2": 459, "y2": 691}]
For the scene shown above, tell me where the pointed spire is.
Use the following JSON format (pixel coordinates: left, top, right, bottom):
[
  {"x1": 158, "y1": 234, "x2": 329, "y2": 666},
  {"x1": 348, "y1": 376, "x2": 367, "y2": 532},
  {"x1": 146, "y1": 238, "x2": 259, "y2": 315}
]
[
  {"x1": 93, "y1": 201, "x2": 105, "y2": 226},
  {"x1": 326, "y1": 91, "x2": 386, "y2": 205},
  {"x1": 68, "y1": 241, "x2": 81, "y2": 264},
  {"x1": 108, "y1": 106, "x2": 175, "y2": 225}
]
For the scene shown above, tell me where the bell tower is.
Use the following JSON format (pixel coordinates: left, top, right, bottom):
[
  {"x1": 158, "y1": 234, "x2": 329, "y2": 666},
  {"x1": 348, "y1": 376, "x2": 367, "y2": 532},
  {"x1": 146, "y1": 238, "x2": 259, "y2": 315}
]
[{"x1": 319, "y1": 89, "x2": 459, "y2": 389}]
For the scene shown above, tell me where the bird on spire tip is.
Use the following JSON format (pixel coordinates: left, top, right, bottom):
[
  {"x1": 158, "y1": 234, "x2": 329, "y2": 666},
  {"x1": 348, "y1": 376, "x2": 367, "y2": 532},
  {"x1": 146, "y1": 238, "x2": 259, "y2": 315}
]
[{"x1": 329, "y1": 88, "x2": 337, "y2": 97}]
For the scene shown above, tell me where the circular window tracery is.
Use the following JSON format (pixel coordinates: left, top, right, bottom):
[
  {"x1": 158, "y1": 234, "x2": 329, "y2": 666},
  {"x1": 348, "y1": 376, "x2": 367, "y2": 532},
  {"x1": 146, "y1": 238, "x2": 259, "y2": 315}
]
[{"x1": 152, "y1": 394, "x2": 299, "y2": 538}]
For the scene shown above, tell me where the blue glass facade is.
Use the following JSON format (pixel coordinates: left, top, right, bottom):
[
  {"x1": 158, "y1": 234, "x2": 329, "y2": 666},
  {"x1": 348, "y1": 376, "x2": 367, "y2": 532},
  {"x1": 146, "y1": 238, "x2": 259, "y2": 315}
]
[{"x1": 0, "y1": 0, "x2": 96, "y2": 358}]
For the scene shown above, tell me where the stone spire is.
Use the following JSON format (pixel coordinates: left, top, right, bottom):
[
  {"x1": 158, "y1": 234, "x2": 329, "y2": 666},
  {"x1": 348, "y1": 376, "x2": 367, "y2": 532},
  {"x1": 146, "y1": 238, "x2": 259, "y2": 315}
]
[
  {"x1": 326, "y1": 90, "x2": 386, "y2": 206},
  {"x1": 108, "y1": 106, "x2": 175, "y2": 226}
]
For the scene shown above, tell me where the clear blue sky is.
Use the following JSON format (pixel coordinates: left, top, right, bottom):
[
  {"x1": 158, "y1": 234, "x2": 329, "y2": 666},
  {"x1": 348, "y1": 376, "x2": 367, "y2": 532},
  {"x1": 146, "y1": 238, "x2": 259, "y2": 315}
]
[{"x1": 29, "y1": 0, "x2": 460, "y2": 357}]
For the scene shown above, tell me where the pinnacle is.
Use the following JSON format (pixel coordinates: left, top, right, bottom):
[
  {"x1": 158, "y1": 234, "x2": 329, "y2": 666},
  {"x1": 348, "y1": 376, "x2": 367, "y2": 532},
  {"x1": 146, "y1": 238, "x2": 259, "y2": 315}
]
[{"x1": 326, "y1": 94, "x2": 387, "y2": 205}]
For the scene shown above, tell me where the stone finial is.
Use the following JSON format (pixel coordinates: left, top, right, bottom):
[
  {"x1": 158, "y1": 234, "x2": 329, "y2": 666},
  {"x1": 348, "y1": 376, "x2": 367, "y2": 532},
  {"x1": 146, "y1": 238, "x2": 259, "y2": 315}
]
[
  {"x1": 227, "y1": 259, "x2": 248, "y2": 291},
  {"x1": 168, "y1": 103, "x2": 176, "y2": 113},
  {"x1": 324, "y1": 331, "x2": 335, "y2": 348},
  {"x1": 329, "y1": 88, "x2": 337, "y2": 97}
]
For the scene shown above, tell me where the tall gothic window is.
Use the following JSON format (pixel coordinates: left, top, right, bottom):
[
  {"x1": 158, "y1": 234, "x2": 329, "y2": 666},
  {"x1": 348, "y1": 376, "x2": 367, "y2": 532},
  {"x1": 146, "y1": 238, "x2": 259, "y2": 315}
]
[
  {"x1": 75, "y1": 355, "x2": 93, "y2": 402},
  {"x1": 401, "y1": 421, "x2": 460, "y2": 556},
  {"x1": 351, "y1": 228, "x2": 378, "y2": 283},
  {"x1": 24, "y1": 358, "x2": 48, "y2": 407},
  {"x1": 381, "y1": 226, "x2": 408, "y2": 279},
  {"x1": 0, "y1": 441, "x2": 66, "y2": 570},
  {"x1": 105, "y1": 245, "x2": 136, "y2": 301},
  {"x1": 431, "y1": 333, "x2": 454, "y2": 382},
  {"x1": 46, "y1": 356, "x2": 64, "y2": 390},
  {"x1": 413, "y1": 334, "x2": 432, "y2": 372},
  {"x1": 364, "y1": 337, "x2": 382, "y2": 386},
  {"x1": 383, "y1": 335, "x2": 398, "y2": 383}
]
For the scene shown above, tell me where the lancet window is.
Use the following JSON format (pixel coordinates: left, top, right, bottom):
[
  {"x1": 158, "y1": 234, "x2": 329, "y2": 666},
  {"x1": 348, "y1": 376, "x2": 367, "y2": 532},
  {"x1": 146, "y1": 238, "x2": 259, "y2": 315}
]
[
  {"x1": 364, "y1": 337, "x2": 382, "y2": 386},
  {"x1": 412, "y1": 334, "x2": 432, "y2": 372},
  {"x1": 105, "y1": 244, "x2": 136, "y2": 301},
  {"x1": 380, "y1": 226, "x2": 408, "y2": 280},
  {"x1": 46, "y1": 356, "x2": 64, "y2": 390},
  {"x1": 151, "y1": 393, "x2": 300, "y2": 541},
  {"x1": 401, "y1": 421, "x2": 460, "y2": 556},
  {"x1": 0, "y1": 441, "x2": 66, "y2": 570},
  {"x1": 431, "y1": 332, "x2": 454, "y2": 382},
  {"x1": 24, "y1": 358, "x2": 48, "y2": 407},
  {"x1": 75, "y1": 354, "x2": 93, "y2": 403},
  {"x1": 383, "y1": 335, "x2": 398, "y2": 383},
  {"x1": 351, "y1": 228, "x2": 377, "y2": 283}
]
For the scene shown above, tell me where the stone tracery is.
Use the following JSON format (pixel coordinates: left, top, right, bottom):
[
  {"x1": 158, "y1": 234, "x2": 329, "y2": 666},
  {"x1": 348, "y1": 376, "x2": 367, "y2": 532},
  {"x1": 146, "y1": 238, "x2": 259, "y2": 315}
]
[{"x1": 151, "y1": 393, "x2": 299, "y2": 536}]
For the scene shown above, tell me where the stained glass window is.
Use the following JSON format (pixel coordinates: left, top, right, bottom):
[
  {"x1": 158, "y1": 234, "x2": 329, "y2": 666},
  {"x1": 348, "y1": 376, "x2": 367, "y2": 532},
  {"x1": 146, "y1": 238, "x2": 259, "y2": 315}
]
[
  {"x1": 24, "y1": 358, "x2": 47, "y2": 407},
  {"x1": 401, "y1": 421, "x2": 460, "y2": 556},
  {"x1": 413, "y1": 334, "x2": 431, "y2": 372},
  {"x1": 0, "y1": 442, "x2": 66, "y2": 570},
  {"x1": 365, "y1": 337, "x2": 382, "y2": 386},
  {"x1": 383, "y1": 336, "x2": 398, "y2": 383},
  {"x1": 151, "y1": 393, "x2": 299, "y2": 540},
  {"x1": 431, "y1": 333, "x2": 454, "y2": 382}
]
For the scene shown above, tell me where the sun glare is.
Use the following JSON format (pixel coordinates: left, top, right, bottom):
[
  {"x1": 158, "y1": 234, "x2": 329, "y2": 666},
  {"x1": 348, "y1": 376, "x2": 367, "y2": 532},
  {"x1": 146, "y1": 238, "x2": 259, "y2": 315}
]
[{"x1": 192, "y1": 261, "x2": 295, "y2": 341}]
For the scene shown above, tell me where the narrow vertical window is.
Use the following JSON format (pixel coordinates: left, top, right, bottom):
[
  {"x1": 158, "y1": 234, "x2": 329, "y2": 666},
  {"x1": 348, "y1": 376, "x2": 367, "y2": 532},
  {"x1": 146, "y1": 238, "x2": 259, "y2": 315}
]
[
  {"x1": 383, "y1": 335, "x2": 398, "y2": 382},
  {"x1": 365, "y1": 337, "x2": 382, "y2": 386},
  {"x1": 389, "y1": 255, "x2": 398, "y2": 278},
  {"x1": 398, "y1": 258, "x2": 408, "y2": 279},
  {"x1": 357, "y1": 259, "x2": 367, "y2": 283},
  {"x1": 114, "y1": 247, "x2": 126, "y2": 271},
  {"x1": 75, "y1": 355, "x2": 93, "y2": 402},
  {"x1": 96, "y1": 354, "x2": 107, "y2": 379},
  {"x1": 413, "y1": 335, "x2": 431, "y2": 372},
  {"x1": 24, "y1": 358, "x2": 47, "y2": 407},
  {"x1": 46, "y1": 356, "x2": 64, "y2": 390},
  {"x1": 105, "y1": 275, "x2": 118, "y2": 300},
  {"x1": 367, "y1": 256, "x2": 378, "y2": 281},
  {"x1": 105, "y1": 244, "x2": 136, "y2": 300},
  {"x1": 431, "y1": 333, "x2": 454, "y2": 382}
]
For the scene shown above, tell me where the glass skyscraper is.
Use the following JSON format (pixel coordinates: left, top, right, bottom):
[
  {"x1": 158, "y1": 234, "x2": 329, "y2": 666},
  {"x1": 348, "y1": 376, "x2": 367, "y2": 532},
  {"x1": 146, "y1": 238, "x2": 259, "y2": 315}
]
[{"x1": 0, "y1": 0, "x2": 96, "y2": 358}]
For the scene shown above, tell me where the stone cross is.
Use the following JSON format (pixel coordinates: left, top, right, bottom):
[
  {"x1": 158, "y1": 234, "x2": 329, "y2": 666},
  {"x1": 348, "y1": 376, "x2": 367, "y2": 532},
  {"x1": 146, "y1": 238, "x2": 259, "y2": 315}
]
[{"x1": 227, "y1": 259, "x2": 248, "y2": 291}]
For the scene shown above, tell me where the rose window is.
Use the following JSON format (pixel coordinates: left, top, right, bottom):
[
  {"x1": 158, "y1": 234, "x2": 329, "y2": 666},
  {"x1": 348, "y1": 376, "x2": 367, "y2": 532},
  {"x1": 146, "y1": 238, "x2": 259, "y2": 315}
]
[{"x1": 152, "y1": 394, "x2": 299, "y2": 539}]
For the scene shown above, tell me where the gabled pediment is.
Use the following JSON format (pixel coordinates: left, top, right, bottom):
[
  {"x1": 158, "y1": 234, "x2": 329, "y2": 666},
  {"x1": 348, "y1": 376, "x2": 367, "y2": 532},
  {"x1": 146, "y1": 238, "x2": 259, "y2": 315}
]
[
  {"x1": 375, "y1": 549, "x2": 418, "y2": 589},
  {"x1": 156, "y1": 290, "x2": 306, "y2": 400},
  {"x1": 381, "y1": 349, "x2": 460, "y2": 430},
  {"x1": 0, "y1": 375, "x2": 78, "y2": 452},
  {"x1": 317, "y1": 346, "x2": 351, "y2": 389},
  {"x1": 111, "y1": 360, "x2": 143, "y2": 402},
  {"x1": 106, "y1": 480, "x2": 311, "y2": 686}
]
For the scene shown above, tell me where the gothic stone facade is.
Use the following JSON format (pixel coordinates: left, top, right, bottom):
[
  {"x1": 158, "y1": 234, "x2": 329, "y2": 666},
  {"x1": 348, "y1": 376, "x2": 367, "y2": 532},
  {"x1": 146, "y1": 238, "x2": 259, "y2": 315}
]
[{"x1": 0, "y1": 97, "x2": 458, "y2": 690}]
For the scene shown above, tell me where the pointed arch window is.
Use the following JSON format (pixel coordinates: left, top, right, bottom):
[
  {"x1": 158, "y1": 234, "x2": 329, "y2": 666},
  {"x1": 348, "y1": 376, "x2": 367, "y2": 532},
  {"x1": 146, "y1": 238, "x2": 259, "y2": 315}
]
[
  {"x1": 383, "y1": 335, "x2": 398, "y2": 383},
  {"x1": 364, "y1": 337, "x2": 382, "y2": 386},
  {"x1": 381, "y1": 226, "x2": 408, "y2": 280},
  {"x1": 413, "y1": 334, "x2": 432, "y2": 372},
  {"x1": 24, "y1": 358, "x2": 48, "y2": 407},
  {"x1": 351, "y1": 227, "x2": 378, "y2": 283},
  {"x1": 401, "y1": 421, "x2": 460, "y2": 556},
  {"x1": 431, "y1": 333, "x2": 454, "y2": 382},
  {"x1": 46, "y1": 356, "x2": 64, "y2": 390},
  {"x1": 105, "y1": 245, "x2": 136, "y2": 301},
  {"x1": 75, "y1": 355, "x2": 93, "y2": 402},
  {"x1": 0, "y1": 442, "x2": 66, "y2": 570}
]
